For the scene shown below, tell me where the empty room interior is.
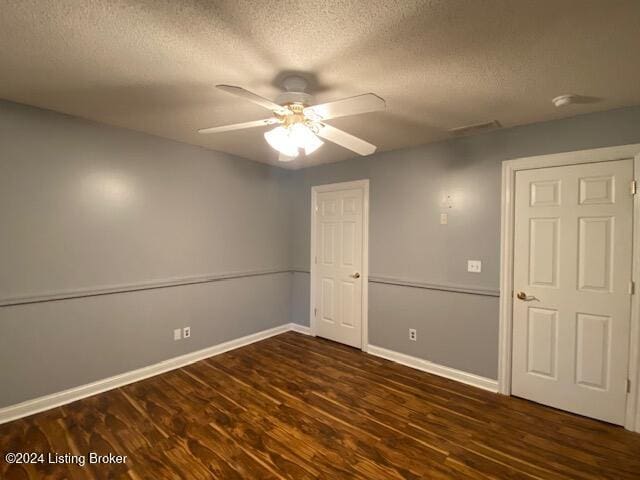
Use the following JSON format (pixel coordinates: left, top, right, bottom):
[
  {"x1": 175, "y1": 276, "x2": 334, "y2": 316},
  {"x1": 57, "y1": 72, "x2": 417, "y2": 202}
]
[{"x1": 2, "y1": 1, "x2": 640, "y2": 478}]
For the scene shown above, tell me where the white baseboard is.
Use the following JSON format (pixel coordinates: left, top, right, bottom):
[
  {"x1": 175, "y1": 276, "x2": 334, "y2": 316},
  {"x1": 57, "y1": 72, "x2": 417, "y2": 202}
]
[
  {"x1": 367, "y1": 344, "x2": 499, "y2": 393},
  {"x1": 0, "y1": 323, "x2": 294, "y2": 425},
  {"x1": 289, "y1": 323, "x2": 313, "y2": 335},
  {"x1": 0, "y1": 325, "x2": 496, "y2": 425}
]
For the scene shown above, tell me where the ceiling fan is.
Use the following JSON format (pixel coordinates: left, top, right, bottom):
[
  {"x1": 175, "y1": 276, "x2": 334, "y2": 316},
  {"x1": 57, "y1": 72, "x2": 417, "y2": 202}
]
[{"x1": 198, "y1": 75, "x2": 385, "y2": 162}]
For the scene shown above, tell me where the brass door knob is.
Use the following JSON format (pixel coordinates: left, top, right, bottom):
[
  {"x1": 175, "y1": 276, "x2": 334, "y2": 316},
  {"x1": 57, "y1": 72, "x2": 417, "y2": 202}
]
[
  {"x1": 516, "y1": 291, "x2": 538, "y2": 301},
  {"x1": 351, "y1": 272, "x2": 361, "y2": 279}
]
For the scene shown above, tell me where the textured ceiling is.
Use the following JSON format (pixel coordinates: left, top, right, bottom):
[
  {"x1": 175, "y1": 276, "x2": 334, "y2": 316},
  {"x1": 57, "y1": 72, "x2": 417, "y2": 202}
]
[{"x1": 1, "y1": 0, "x2": 639, "y2": 169}]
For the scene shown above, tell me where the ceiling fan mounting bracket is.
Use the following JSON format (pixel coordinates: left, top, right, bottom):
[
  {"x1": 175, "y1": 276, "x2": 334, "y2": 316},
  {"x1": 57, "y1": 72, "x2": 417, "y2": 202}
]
[
  {"x1": 274, "y1": 74, "x2": 315, "y2": 105},
  {"x1": 281, "y1": 75, "x2": 309, "y2": 92}
]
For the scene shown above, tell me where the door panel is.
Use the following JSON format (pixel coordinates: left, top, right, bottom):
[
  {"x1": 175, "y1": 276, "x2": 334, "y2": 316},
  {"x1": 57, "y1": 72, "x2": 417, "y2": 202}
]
[
  {"x1": 321, "y1": 279, "x2": 335, "y2": 323},
  {"x1": 530, "y1": 180, "x2": 561, "y2": 206},
  {"x1": 341, "y1": 281, "x2": 355, "y2": 327},
  {"x1": 527, "y1": 307, "x2": 558, "y2": 379},
  {"x1": 579, "y1": 176, "x2": 614, "y2": 205},
  {"x1": 529, "y1": 218, "x2": 560, "y2": 287},
  {"x1": 342, "y1": 221, "x2": 356, "y2": 266},
  {"x1": 578, "y1": 216, "x2": 613, "y2": 292},
  {"x1": 321, "y1": 222, "x2": 337, "y2": 265},
  {"x1": 512, "y1": 159, "x2": 633, "y2": 425},
  {"x1": 575, "y1": 313, "x2": 610, "y2": 389},
  {"x1": 314, "y1": 185, "x2": 365, "y2": 348}
]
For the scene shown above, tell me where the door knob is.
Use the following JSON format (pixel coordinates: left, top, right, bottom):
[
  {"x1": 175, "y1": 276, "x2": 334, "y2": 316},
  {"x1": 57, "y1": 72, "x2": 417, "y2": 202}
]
[
  {"x1": 516, "y1": 291, "x2": 535, "y2": 301},
  {"x1": 351, "y1": 272, "x2": 361, "y2": 279}
]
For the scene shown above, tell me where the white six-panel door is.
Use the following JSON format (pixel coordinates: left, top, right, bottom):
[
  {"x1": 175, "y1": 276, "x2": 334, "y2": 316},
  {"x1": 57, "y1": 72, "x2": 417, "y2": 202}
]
[
  {"x1": 312, "y1": 184, "x2": 366, "y2": 348},
  {"x1": 512, "y1": 159, "x2": 634, "y2": 424}
]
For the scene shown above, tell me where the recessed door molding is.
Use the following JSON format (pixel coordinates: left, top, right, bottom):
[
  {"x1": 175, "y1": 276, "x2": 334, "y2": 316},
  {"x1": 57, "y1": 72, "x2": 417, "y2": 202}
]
[
  {"x1": 499, "y1": 144, "x2": 640, "y2": 432},
  {"x1": 310, "y1": 179, "x2": 369, "y2": 351}
]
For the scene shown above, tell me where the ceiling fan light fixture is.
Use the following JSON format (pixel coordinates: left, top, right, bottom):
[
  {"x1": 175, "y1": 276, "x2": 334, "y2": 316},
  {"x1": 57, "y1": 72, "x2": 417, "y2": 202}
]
[
  {"x1": 264, "y1": 126, "x2": 299, "y2": 158},
  {"x1": 265, "y1": 123, "x2": 324, "y2": 159},
  {"x1": 290, "y1": 123, "x2": 324, "y2": 155}
]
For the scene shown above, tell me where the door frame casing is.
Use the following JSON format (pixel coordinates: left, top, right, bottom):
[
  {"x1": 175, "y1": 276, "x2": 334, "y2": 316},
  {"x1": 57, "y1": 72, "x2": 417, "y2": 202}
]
[
  {"x1": 310, "y1": 179, "x2": 370, "y2": 351},
  {"x1": 498, "y1": 144, "x2": 640, "y2": 432}
]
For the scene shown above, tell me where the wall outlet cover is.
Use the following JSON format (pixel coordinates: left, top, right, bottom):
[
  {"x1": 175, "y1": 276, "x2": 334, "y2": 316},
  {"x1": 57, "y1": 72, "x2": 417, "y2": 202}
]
[
  {"x1": 440, "y1": 213, "x2": 448, "y2": 225},
  {"x1": 409, "y1": 328, "x2": 417, "y2": 341},
  {"x1": 183, "y1": 326, "x2": 191, "y2": 338},
  {"x1": 467, "y1": 260, "x2": 482, "y2": 273}
]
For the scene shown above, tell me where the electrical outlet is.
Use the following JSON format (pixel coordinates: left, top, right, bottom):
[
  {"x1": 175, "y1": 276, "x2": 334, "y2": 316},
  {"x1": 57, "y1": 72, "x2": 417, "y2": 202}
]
[
  {"x1": 409, "y1": 329, "x2": 417, "y2": 341},
  {"x1": 183, "y1": 326, "x2": 191, "y2": 339},
  {"x1": 173, "y1": 328, "x2": 181, "y2": 341},
  {"x1": 440, "y1": 213, "x2": 448, "y2": 225},
  {"x1": 467, "y1": 260, "x2": 482, "y2": 273}
]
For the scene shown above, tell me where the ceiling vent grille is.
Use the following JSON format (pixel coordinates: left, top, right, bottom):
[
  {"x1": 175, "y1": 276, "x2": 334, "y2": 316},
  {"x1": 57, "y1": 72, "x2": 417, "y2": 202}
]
[{"x1": 448, "y1": 120, "x2": 502, "y2": 136}]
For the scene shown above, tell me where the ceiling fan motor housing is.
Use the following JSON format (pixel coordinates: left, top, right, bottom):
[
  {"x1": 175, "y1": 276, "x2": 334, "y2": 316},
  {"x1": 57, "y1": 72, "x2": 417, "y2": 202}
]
[{"x1": 275, "y1": 91, "x2": 314, "y2": 107}]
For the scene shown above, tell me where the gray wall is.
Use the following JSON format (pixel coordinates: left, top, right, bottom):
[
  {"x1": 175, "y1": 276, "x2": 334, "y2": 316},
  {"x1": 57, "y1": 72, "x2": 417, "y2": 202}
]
[
  {"x1": 2, "y1": 99, "x2": 639, "y2": 408},
  {"x1": 289, "y1": 106, "x2": 640, "y2": 379},
  {"x1": 0, "y1": 274, "x2": 290, "y2": 407},
  {"x1": 0, "y1": 100, "x2": 292, "y2": 408}
]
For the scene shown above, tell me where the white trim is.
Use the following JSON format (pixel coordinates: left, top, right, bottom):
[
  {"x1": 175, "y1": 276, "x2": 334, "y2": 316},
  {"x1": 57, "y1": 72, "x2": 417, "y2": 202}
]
[
  {"x1": 369, "y1": 275, "x2": 499, "y2": 297},
  {"x1": 0, "y1": 323, "x2": 294, "y2": 425},
  {"x1": 0, "y1": 322, "x2": 501, "y2": 425},
  {"x1": 310, "y1": 179, "x2": 370, "y2": 351},
  {"x1": 289, "y1": 323, "x2": 313, "y2": 335},
  {"x1": 367, "y1": 345, "x2": 498, "y2": 393},
  {"x1": 290, "y1": 269, "x2": 499, "y2": 296},
  {"x1": 630, "y1": 152, "x2": 640, "y2": 433},
  {"x1": 498, "y1": 143, "x2": 640, "y2": 432}
]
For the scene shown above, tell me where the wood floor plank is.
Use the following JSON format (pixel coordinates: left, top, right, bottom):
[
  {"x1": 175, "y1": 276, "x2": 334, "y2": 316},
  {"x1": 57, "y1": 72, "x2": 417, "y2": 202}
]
[
  {"x1": 213, "y1": 341, "x2": 541, "y2": 479},
  {"x1": 203, "y1": 357, "x2": 454, "y2": 479},
  {"x1": 1, "y1": 332, "x2": 639, "y2": 479},
  {"x1": 243, "y1": 341, "x2": 618, "y2": 479},
  {"x1": 275, "y1": 334, "x2": 640, "y2": 462}
]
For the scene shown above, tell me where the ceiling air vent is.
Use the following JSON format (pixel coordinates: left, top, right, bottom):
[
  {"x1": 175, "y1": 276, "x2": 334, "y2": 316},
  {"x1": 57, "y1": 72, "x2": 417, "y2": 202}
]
[{"x1": 448, "y1": 120, "x2": 502, "y2": 136}]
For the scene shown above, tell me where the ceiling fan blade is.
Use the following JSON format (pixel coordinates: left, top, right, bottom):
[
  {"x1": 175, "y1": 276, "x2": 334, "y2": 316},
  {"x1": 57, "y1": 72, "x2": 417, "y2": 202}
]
[
  {"x1": 304, "y1": 94, "x2": 385, "y2": 121},
  {"x1": 216, "y1": 85, "x2": 286, "y2": 113},
  {"x1": 278, "y1": 152, "x2": 297, "y2": 162},
  {"x1": 316, "y1": 123, "x2": 377, "y2": 156},
  {"x1": 198, "y1": 117, "x2": 279, "y2": 134}
]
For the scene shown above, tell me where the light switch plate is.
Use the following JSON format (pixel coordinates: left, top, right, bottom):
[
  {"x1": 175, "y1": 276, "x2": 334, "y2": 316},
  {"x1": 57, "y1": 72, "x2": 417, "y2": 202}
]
[
  {"x1": 173, "y1": 328, "x2": 181, "y2": 341},
  {"x1": 440, "y1": 213, "x2": 448, "y2": 225},
  {"x1": 467, "y1": 260, "x2": 482, "y2": 273}
]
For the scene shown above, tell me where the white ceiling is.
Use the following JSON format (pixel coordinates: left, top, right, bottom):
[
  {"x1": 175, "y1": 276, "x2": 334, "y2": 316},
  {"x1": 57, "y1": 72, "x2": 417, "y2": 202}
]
[{"x1": 1, "y1": 0, "x2": 639, "y2": 169}]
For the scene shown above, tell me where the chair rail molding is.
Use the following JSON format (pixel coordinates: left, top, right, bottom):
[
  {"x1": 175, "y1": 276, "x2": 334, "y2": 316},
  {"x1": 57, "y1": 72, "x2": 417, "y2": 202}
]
[{"x1": 0, "y1": 268, "x2": 292, "y2": 307}]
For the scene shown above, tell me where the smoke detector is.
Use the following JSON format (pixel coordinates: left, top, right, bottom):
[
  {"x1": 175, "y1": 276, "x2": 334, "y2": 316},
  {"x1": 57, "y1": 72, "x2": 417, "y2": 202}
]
[{"x1": 552, "y1": 94, "x2": 578, "y2": 107}]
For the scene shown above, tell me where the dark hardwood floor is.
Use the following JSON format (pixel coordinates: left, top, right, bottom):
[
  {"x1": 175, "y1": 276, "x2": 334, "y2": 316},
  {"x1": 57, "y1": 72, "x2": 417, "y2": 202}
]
[{"x1": 1, "y1": 331, "x2": 640, "y2": 479}]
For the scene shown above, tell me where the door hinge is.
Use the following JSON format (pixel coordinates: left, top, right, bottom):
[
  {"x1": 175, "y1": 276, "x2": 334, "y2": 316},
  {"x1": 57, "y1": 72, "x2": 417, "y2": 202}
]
[
  {"x1": 314, "y1": 307, "x2": 317, "y2": 317},
  {"x1": 631, "y1": 281, "x2": 636, "y2": 295},
  {"x1": 627, "y1": 379, "x2": 632, "y2": 393},
  {"x1": 632, "y1": 180, "x2": 637, "y2": 195}
]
